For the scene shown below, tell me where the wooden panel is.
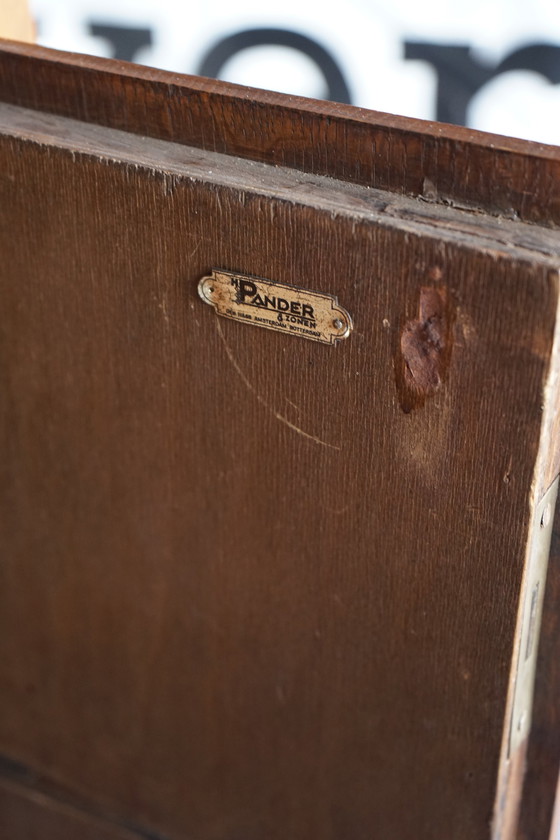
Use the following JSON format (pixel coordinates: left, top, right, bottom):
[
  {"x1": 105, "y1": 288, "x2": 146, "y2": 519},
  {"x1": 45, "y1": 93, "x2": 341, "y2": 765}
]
[
  {"x1": 1, "y1": 41, "x2": 560, "y2": 226},
  {"x1": 1, "y1": 92, "x2": 559, "y2": 840}
]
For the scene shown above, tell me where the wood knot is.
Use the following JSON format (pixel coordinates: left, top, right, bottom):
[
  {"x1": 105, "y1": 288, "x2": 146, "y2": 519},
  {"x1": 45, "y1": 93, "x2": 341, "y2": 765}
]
[{"x1": 395, "y1": 284, "x2": 455, "y2": 413}]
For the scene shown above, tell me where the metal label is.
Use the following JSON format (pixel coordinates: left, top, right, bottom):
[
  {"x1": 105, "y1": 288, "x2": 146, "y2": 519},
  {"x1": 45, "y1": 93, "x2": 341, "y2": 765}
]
[{"x1": 198, "y1": 270, "x2": 353, "y2": 344}]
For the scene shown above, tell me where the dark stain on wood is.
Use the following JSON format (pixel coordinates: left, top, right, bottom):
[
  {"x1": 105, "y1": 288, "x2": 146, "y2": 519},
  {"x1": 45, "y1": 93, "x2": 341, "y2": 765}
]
[{"x1": 395, "y1": 276, "x2": 455, "y2": 413}]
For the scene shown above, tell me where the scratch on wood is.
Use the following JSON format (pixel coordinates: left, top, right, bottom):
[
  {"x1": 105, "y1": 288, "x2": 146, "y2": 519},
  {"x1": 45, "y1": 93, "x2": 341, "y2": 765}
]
[
  {"x1": 323, "y1": 503, "x2": 350, "y2": 515},
  {"x1": 284, "y1": 396, "x2": 301, "y2": 413},
  {"x1": 187, "y1": 240, "x2": 201, "y2": 261},
  {"x1": 216, "y1": 320, "x2": 340, "y2": 450}
]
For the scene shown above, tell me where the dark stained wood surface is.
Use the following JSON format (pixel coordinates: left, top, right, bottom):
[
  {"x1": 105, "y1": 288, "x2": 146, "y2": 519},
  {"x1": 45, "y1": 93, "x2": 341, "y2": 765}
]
[
  {"x1": 1, "y1": 40, "x2": 560, "y2": 227},
  {"x1": 1, "y1": 48, "x2": 560, "y2": 840}
]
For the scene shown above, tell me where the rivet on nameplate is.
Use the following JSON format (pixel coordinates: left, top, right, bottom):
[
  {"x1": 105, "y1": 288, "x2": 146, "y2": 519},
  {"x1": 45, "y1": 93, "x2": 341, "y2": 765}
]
[{"x1": 198, "y1": 269, "x2": 353, "y2": 345}]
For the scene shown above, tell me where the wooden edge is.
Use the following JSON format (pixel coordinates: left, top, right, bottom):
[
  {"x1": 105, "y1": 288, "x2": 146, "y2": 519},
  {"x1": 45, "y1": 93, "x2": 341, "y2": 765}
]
[
  {"x1": 550, "y1": 771, "x2": 560, "y2": 840},
  {"x1": 0, "y1": 39, "x2": 559, "y2": 226},
  {"x1": 494, "y1": 280, "x2": 560, "y2": 839},
  {"x1": 516, "y1": 501, "x2": 560, "y2": 840}
]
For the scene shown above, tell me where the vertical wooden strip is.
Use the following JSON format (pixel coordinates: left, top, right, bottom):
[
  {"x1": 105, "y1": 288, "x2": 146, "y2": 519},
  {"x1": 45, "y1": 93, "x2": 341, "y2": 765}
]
[
  {"x1": 550, "y1": 772, "x2": 560, "y2": 840},
  {"x1": 517, "y1": 504, "x2": 560, "y2": 839}
]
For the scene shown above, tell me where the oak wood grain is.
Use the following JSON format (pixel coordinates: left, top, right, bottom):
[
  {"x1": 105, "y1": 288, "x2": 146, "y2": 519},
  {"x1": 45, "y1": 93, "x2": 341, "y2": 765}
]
[{"x1": 1, "y1": 90, "x2": 559, "y2": 840}]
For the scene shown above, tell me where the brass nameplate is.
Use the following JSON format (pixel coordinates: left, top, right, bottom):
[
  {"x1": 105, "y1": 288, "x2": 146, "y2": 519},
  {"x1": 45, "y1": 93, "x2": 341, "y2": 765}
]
[{"x1": 198, "y1": 270, "x2": 352, "y2": 345}]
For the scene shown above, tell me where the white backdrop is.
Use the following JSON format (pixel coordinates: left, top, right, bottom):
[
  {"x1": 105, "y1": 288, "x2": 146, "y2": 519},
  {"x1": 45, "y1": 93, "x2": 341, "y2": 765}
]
[{"x1": 30, "y1": 0, "x2": 560, "y2": 144}]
